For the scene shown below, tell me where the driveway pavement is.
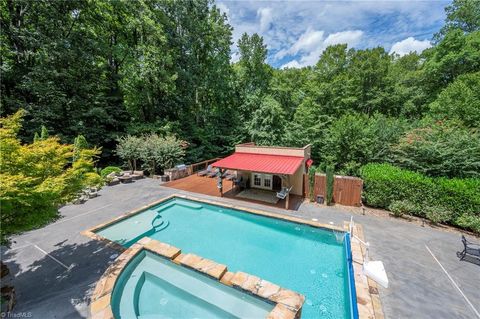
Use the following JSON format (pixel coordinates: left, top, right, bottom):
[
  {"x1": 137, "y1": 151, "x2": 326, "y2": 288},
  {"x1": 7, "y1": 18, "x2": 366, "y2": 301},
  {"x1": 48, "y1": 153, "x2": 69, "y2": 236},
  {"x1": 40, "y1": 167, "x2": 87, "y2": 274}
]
[{"x1": 1, "y1": 178, "x2": 479, "y2": 318}]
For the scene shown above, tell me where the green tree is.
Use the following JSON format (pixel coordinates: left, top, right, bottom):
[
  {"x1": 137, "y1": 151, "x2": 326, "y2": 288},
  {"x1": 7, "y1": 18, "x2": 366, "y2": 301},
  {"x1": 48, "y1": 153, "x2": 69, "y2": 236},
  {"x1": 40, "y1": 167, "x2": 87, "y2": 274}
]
[
  {"x1": 387, "y1": 53, "x2": 429, "y2": 117},
  {"x1": 392, "y1": 121, "x2": 480, "y2": 178},
  {"x1": 325, "y1": 165, "x2": 335, "y2": 205},
  {"x1": 423, "y1": 29, "x2": 480, "y2": 92},
  {"x1": 283, "y1": 97, "x2": 332, "y2": 161},
  {"x1": 139, "y1": 134, "x2": 186, "y2": 176},
  {"x1": 73, "y1": 135, "x2": 89, "y2": 162},
  {"x1": 436, "y1": 0, "x2": 480, "y2": 40},
  {"x1": 303, "y1": 45, "x2": 399, "y2": 117},
  {"x1": 429, "y1": 72, "x2": 480, "y2": 128},
  {"x1": 1, "y1": 0, "x2": 130, "y2": 161},
  {"x1": 270, "y1": 68, "x2": 308, "y2": 118},
  {"x1": 234, "y1": 33, "x2": 273, "y2": 139},
  {"x1": 306, "y1": 44, "x2": 352, "y2": 117},
  {"x1": 248, "y1": 95, "x2": 286, "y2": 146},
  {"x1": 116, "y1": 135, "x2": 143, "y2": 172},
  {"x1": 237, "y1": 33, "x2": 272, "y2": 95},
  {"x1": 344, "y1": 47, "x2": 394, "y2": 115},
  {"x1": 323, "y1": 113, "x2": 409, "y2": 175},
  {"x1": 308, "y1": 166, "x2": 316, "y2": 202},
  {"x1": 1, "y1": 0, "x2": 479, "y2": 191},
  {"x1": 0, "y1": 110, "x2": 102, "y2": 241},
  {"x1": 120, "y1": 0, "x2": 176, "y2": 123},
  {"x1": 40, "y1": 125, "x2": 49, "y2": 140}
]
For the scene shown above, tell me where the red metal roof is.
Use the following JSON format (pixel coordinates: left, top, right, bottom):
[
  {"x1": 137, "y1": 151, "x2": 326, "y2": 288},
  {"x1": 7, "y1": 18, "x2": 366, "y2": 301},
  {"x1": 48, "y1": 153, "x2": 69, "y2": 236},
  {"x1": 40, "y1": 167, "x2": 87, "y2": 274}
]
[{"x1": 212, "y1": 152, "x2": 304, "y2": 175}]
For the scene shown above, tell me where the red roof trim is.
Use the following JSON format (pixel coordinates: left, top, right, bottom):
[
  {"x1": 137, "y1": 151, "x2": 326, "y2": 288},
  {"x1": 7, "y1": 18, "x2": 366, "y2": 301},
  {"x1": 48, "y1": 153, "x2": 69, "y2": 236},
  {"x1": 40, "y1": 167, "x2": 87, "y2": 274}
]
[{"x1": 212, "y1": 152, "x2": 304, "y2": 175}]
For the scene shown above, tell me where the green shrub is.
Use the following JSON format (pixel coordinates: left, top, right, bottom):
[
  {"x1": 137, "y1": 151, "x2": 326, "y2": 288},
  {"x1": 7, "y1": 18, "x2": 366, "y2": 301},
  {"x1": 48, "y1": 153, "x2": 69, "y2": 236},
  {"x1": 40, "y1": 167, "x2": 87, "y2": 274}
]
[
  {"x1": 325, "y1": 165, "x2": 334, "y2": 205},
  {"x1": 425, "y1": 206, "x2": 453, "y2": 224},
  {"x1": 100, "y1": 166, "x2": 122, "y2": 178},
  {"x1": 455, "y1": 214, "x2": 480, "y2": 234},
  {"x1": 361, "y1": 163, "x2": 480, "y2": 233},
  {"x1": 434, "y1": 177, "x2": 480, "y2": 219},
  {"x1": 308, "y1": 166, "x2": 316, "y2": 202},
  {"x1": 360, "y1": 163, "x2": 435, "y2": 214},
  {"x1": 388, "y1": 200, "x2": 418, "y2": 217}
]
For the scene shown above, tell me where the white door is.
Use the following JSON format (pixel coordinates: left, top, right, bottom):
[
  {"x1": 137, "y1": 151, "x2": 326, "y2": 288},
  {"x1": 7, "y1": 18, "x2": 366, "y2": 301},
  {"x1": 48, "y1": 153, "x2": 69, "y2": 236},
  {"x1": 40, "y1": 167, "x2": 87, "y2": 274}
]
[{"x1": 251, "y1": 173, "x2": 273, "y2": 190}]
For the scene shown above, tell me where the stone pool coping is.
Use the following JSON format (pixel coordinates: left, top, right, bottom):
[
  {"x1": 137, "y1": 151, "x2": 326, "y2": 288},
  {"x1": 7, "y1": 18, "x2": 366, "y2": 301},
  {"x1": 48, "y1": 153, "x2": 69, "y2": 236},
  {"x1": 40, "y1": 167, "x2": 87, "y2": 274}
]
[
  {"x1": 83, "y1": 193, "x2": 383, "y2": 319},
  {"x1": 90, "y1": 237, "x2": 305, "y2": 319}
]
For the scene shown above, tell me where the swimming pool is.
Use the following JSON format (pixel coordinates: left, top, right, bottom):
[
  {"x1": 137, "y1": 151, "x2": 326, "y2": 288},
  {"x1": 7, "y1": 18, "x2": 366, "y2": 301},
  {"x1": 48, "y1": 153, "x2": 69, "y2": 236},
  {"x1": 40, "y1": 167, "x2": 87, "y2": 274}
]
[{"x1": 95, "y1": 196, "x2": 357, "y2": 318}]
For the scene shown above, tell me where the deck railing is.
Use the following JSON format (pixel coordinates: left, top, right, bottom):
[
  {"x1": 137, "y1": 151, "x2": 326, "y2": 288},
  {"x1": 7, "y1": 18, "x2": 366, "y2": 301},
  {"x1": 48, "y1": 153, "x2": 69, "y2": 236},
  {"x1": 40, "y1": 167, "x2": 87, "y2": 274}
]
[
  {"x1": 166, "y1": 158, "x2": 222, "y2": 181},
  {"x1": 187, "y1": 158, "x2": 222, "y2": 175}
]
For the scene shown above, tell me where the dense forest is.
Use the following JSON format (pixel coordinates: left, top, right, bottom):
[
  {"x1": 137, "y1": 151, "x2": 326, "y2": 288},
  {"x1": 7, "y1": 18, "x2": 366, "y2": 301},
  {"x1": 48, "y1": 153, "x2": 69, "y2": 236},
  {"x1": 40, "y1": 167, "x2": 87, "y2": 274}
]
[
  {"x1": 1, "y1": 0, "x2": 480, "y2": 236},
  {"x1": 2, "y1": 0, "x2": 479, "y2": 173}
]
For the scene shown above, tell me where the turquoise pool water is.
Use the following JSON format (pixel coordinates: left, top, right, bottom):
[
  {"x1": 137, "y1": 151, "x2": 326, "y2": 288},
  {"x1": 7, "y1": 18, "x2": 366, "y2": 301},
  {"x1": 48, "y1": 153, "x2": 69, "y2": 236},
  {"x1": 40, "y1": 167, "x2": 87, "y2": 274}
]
[
  {"x1": 112, "y1": 250, "x2": 275, "y2": 318},
  {"x1": 97, "y1": 198, "x2": 353, "y2": 318}
]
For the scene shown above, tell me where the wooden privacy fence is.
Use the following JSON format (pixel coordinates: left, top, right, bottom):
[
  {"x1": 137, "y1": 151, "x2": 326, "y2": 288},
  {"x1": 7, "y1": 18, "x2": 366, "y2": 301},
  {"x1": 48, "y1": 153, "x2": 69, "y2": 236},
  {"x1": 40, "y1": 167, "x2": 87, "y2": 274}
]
[{"x1": 303, "y1": 173, "x2": 363, "y2": 206}]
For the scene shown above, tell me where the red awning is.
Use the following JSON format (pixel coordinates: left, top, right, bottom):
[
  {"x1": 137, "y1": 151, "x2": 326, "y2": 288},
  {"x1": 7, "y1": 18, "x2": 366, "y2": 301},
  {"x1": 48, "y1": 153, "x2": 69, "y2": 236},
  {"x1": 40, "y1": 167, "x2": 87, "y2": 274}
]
[{"x1": 212, "y1": 152, "x2": 304, "y2": 175}]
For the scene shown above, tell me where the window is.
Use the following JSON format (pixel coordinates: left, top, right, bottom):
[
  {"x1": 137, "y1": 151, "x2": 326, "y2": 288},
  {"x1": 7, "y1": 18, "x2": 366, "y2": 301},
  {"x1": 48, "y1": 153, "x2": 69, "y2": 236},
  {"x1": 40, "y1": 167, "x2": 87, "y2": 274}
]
[
  {"x1": 263, "y1": 175, "x2": 271, "y2": 188},
  {"x1": 251, "y1": 173, "x2": 272, "y2": 190},
  {"x1": 253, "y1": 174, "x2": 262, "y2": 186}
]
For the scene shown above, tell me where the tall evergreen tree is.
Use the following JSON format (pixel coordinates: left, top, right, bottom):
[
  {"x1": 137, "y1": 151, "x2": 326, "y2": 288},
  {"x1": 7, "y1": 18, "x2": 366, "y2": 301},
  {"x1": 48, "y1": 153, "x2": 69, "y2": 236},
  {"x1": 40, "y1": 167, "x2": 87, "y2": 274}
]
[{"x1": 40, "y1": 125, "x2": 48, "y2": 140}]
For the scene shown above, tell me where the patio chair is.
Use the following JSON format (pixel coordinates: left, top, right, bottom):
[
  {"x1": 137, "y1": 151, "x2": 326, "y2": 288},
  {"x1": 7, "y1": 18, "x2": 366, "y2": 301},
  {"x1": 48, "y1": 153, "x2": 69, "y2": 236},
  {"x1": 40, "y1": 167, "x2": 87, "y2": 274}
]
[
  {"x1": 234, "y1": 176, "x2": 246, "y2": 189},
  {"x1": 207, "y1": 167, "x2": 219, "y2": 178},
  {"x1": 222, "y1": 170, "x2": 236, "y2": 180},
  {"x1": 459, "y1": 235, "x2": 480, "y2": 261},
  {"x1": 197, "y1": 165, "x2": 213, "y2": 177},
  {"x1": 276, "y1": 186, "x2": 292, "y2": 199}
]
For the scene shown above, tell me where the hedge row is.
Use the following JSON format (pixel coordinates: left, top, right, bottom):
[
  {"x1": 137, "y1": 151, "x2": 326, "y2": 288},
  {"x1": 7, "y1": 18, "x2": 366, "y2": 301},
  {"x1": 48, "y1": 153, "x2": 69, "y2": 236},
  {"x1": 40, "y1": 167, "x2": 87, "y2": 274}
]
[{"x1": 360, "y1": 163, "x2": 480, "y2": 233}]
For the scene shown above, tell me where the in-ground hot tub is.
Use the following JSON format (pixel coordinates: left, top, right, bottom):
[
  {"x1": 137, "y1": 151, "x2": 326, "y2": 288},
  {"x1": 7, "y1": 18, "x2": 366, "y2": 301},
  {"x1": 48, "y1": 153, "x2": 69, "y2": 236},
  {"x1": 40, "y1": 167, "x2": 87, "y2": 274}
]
[{"x1": 112, "y1": 250, "x2": 275, "y2": 318}]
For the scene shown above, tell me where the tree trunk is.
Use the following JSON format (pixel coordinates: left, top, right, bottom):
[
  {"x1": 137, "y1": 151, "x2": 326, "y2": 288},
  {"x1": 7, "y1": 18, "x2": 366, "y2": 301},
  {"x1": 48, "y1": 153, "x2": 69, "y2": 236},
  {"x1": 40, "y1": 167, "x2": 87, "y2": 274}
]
[
  {"x1": 128, "y1": 159, "x2": 133, "y2": 173},
  {"x1": 150, "y1": 160, "x2": 156, "y2": 176}
]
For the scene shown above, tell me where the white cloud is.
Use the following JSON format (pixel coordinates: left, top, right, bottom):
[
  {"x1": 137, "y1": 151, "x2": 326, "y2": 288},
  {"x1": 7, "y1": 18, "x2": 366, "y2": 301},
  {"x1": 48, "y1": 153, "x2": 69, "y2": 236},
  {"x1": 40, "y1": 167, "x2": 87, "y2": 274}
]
[
  {"x1": 280, "y1": 30, "x2": 363, "y2": 68},
  {"x1": 280, "y1": 60, "x2": 303, "y2": 69},
  {"x1": 324, "y1": 30, "x2": 363, "y2": 47},
  {"x1": 389, "y1": 37, "x2": 432, "y2": 56},
  {"x1": 274, "y1": 29, "x2": 324, "y2": 60},
  {"x1": 291, "y1": 30, "x2": 325, "y2": 56},
  {"x1": 230, "y1": 51, "x2": 240, "y2": 63},
  {"x1": 257, "y1": 8, "x2": 273, "y2": 32},
  {"x1": 218, "y1": 0, "x2": 447, "y2": 67},
  {"x1": 216, "y1": 3, "x2": 230, "y2": 19}
]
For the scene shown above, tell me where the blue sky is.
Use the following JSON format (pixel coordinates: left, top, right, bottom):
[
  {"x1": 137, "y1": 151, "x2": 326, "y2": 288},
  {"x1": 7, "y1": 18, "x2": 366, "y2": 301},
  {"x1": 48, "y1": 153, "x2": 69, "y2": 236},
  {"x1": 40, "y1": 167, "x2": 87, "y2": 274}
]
[{"x1": 216, "y1": 0, "x2": 450, "y2": 68}]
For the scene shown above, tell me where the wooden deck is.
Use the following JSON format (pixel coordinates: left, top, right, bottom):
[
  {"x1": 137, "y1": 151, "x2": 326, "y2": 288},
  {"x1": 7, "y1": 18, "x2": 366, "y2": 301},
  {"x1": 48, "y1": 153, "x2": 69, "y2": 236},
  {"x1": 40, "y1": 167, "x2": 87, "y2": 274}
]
[
  {"x1": 164, "y1": 174, "x2": 235, "y2": 197},
  {"x1": 163, "y1": 174, "x2": 303, "y2": 210}
]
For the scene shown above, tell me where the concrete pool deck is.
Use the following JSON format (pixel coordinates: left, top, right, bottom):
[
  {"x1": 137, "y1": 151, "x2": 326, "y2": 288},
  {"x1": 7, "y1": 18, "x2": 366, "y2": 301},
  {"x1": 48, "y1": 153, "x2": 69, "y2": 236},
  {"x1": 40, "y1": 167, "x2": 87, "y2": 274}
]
[{"x1": 1, "y1": 178, "x2": 479, "y2": 318}]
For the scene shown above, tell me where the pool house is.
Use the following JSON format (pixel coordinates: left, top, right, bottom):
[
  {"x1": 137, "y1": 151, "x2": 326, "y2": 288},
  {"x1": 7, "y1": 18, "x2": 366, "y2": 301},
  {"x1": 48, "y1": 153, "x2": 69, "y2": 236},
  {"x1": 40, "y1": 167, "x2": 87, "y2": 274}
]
[{"x1": 211, "y1": 143, "x2": 313, "y2": 209}]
